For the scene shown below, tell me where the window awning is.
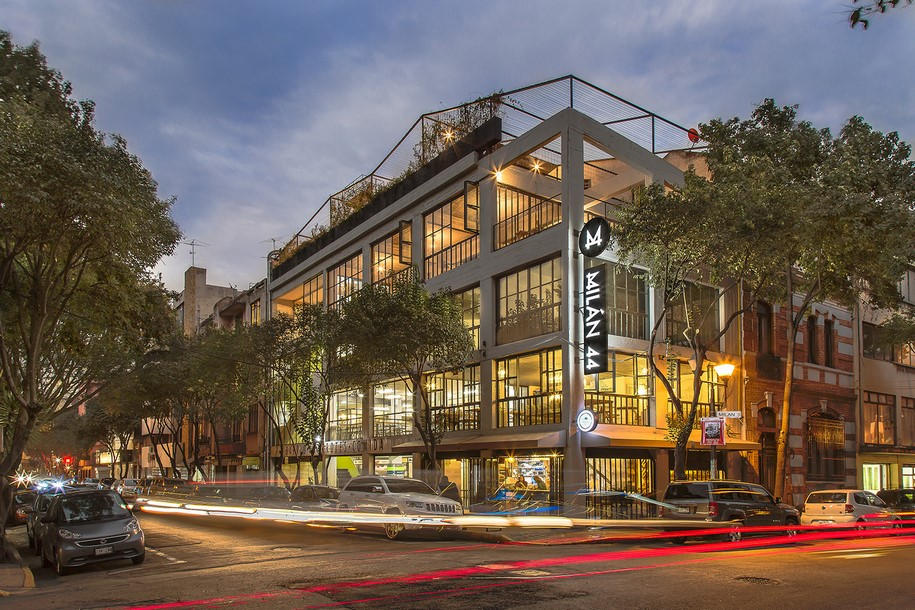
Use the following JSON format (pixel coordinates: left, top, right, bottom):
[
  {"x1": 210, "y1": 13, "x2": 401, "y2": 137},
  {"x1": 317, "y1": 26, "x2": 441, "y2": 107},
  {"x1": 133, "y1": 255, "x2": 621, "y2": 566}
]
[{"x1": 584, "y1": 425, "x2": 760, "y2": 451}]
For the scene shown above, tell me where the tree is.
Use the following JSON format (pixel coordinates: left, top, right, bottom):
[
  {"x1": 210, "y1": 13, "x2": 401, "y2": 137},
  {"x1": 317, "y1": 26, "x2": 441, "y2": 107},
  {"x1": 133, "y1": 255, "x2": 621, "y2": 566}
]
[
  {"x1": 849, "y1": 0, "x2": 912, "y2": 29},
  {"x1": 0, "y1": 32, "x2": 179, "y2": 542},
  {"x1": 610, "y1": 152, "x2": 787, "y2": 480},
  {"x1": 341, "y1": 270, "x2": 473, "y2": 483},
  {"x1": 23, "y1": 409, "x2": 92, "y2": 474},
  {"x1": 680, "y1": 101, "x2": 915, "y2": 498},
  {"x1": 80, "y1": 393, "x2": 142, "y2": 479}
]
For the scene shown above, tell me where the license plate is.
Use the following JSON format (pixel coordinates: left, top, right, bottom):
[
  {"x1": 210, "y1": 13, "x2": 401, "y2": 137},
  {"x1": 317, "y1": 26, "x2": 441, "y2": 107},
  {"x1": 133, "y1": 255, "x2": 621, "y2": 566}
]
[{"x1": 94, "y1": 546, "x2": 113, "y2": 556}]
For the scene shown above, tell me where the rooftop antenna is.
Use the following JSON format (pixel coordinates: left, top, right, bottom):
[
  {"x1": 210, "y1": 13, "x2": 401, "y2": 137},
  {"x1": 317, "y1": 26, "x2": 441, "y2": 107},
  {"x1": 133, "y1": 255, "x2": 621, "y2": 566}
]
[{"x1": 181, "y1": 239, "x2": 210, "y2": 267}]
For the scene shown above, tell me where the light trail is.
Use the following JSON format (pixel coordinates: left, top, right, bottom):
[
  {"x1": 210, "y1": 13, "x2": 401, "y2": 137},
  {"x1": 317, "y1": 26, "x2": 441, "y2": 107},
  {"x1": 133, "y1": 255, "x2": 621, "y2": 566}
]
[{"x1": 125, "y1": 531, "x2": 915, "y2": 609}]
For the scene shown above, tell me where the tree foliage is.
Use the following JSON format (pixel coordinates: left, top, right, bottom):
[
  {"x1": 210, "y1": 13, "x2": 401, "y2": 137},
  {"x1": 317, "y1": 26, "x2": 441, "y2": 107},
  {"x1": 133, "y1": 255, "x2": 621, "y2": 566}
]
[
  {"x1": 849, "y1": 0, "x2": 912, "y2": 29},
  {"x1": 0, "y1": 32, "x2": 179, "y2": 540}
]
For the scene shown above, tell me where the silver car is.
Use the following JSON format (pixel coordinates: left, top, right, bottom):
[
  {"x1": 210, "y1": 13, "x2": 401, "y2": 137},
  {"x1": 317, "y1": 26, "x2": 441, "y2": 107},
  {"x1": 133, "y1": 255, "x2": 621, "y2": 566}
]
[
  {"x1": 800, "y1": 489, "x2": 900, "y2": 527},
  {"x1": 337, "y1": 476, "x2": 462, "y2": 539},
  {"x1": 40, "y1": 490, "x2": 144, "y2": 575}
]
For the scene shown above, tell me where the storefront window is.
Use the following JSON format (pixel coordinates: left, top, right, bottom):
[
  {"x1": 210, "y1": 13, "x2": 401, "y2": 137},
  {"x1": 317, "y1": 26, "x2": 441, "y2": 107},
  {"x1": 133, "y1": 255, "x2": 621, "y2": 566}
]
[
  {"x1": 665, "y1": 362, "x2": 722, "y2": 427},
  {"x1": 425, "y1": 365, "x2": 480, "y2": 431},
  {"x1": 373, "y1": 379, "x2": 413, "y2": 437},
  {"x1": 495, "y1": 348, "x2": 562, "y2": 427},
  {"x1": 583, "y1": 352, "x2": 651, "y2": 426},
  {"x1": 457, "y1": 286, "x2": 481, "y2": 349},
  {"x1": 586, "y1": 455, "x2": 655, "y2": 518},
  {"x1": 497, "y1": 258, "x2": 562, "y2": 344},
  {"x1": 498, "y1": 455, "x2": 556, "y2": 501},
  {"x1": 903, "y1": 465, "x2": 914, "y2": 488},
  {"x1": 862, "y1": 463, "x2": 890, "y2": 492},
  {"x1": 374, "y1": 455, "x2": 412, "y2": 478},
  {"x1": 327, "y1": 389, "x2": 363, "y2": 441},
  {"x1": 326, "y1": 456, "x2": 362, "y2": 489}
]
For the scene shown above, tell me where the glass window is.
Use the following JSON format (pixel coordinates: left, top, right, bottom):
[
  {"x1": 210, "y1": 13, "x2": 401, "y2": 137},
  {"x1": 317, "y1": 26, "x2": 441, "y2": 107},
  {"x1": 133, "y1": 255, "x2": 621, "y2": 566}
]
[
  {"x1": 456, "y1": 286, "x2": 481, "y2": 350},
  {"x1": 328, "y1": 253, "x2": 363, "y2": 309},
  {"x1": 862, "y1": 463, "x2": 890, "y2": 493},
  {"x1": 383, "y1": 478, "x2": 434, "y2": 494},
  {"x1": 494, "y1": 348, "x2": 562, "y2": 427},
  {"x1": 372, "y1": 379, "x2": 413, "y2": 437},
  {"x1": 374, "y1": 455, "x2": 413, "y2": 478},
  {"x1": 824, "y1": 319, "x2": 835, "y2": 368},
  {"x1": 424, "y1": 194, "x2": 478, "y2": 279},
  {"x1": 327, "y1": 389, "x2": 363, "y2": 441},
  {"x1": 863, "y1": 322, "x2": 893, "y2": 361},
  {"x1": 325, "y1": 456, "x2": 362, "y2": 489},
  {"x1": 583, "y1": 353, "x2": 651, "y2": 426},
  {"x1": 756, "y1": 301, "x2": 773, "y2": 354},
  {"x1": 863, "y1": 391, "x2": 896, "y2": 445},
  {"x1": 895, "y1": 343, "x2": 915, "y2": 367},
  {"x1": 807, "y1": 316, "x2": 818, "y2": 364},
  {"x1": 497, "y1": 258, "x2": 562, "y2": 344},
  {"x1": 295, "y1": 273, "x2": 323, "y2": 306},
  {"x1": 250, "y1": 300, "x2": 261, "y2": 326},
  {"x1": 588, "y1": 261, "x2": 648, "y2": 340},
  {"x1": 902, "y1": 397, "x2": 915, "y2": 447},
  {"x1": 666, "y1": 282, "x2": 719, "y2": 347},
  {"x1": 807, "y1": 415, "x2": 845, "y2": 481},
  {"x1": 425, "y1": 365, "x2": 480, "y2": 431},
  {"x1": 371, "y1": 231, "x2": 410, "y2": 288},
  {"x1": 494, "y1": 185, "x2": 562, "y2": 250}
]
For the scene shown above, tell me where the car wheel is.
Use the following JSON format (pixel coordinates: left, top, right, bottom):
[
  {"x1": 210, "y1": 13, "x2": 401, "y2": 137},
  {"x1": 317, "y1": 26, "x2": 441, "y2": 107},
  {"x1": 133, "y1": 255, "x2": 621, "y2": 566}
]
[
  {"x1": 132, "y1": 552, "x2": 146, "y2": 565},
  {"x1": 55, "y1": 551, "x2": 69, "y2": 576},
  {"x1": 785, "y1": 518, "x2": 799, "y2": 537},
  {"x1": 383, "y1": 508, "x2": 404, "y2": 540},
  {"x1": 855, "y1": 519, "x2": 867, "y2": 531}
]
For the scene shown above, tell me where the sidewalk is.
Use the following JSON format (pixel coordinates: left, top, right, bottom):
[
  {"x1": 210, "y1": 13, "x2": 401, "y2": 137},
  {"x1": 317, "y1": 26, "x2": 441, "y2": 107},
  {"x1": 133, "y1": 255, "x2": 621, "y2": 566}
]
[
  {"x1": 0, "y1": 527, "x2": 35, "y2": 595},
  {"x1": 461, "y1": 525, "x2": 663, "y2": 545}
]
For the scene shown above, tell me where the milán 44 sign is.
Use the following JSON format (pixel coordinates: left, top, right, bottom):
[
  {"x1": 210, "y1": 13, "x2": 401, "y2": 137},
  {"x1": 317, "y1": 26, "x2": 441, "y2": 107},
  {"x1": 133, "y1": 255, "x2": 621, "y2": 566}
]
[{"x1": 583, "y1": 263, "x2": 608, "y2": 374}]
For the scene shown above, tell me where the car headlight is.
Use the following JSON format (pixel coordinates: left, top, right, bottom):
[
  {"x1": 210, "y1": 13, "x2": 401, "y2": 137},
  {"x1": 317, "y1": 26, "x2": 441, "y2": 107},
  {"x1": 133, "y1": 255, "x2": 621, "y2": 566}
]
[
  {"x1": 58, "y1": 528, "x2": 81, "y2": 540},
  {"x1": 125, "y1": 518, "x2": 141, "y2": 535},
  {"x1": 405, "y1": 501, "x2": 425, "y2": 509}
]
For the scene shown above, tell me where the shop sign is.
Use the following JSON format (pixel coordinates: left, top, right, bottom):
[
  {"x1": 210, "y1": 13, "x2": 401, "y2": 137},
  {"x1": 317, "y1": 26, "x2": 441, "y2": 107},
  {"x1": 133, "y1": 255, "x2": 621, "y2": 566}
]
[
  {"x1": 578, "y1": 217, "x2": 611, "y2": 257},
  {"x1": 700, "y1": 417, "x2": 726, "y2": 446},
  {"x1": 576, "y1": 408, "x2": 598, "y2": 432},
  {"x1": 583, "y1": 263, "x2": 608, "y2": 374},
  {"x1": 717, "y1": 411, "x2": 742, "y2": 419}
]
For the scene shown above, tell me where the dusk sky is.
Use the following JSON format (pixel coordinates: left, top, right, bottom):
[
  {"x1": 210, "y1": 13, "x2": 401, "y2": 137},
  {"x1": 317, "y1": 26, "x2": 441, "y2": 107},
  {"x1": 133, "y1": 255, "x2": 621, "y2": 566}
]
[{"x1": 3, "y1": 1, "x2": 914, "y2": 292}]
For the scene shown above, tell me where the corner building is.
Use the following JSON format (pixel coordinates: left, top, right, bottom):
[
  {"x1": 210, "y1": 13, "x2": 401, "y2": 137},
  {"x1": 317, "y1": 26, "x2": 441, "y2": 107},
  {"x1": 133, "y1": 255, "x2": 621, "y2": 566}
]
[{"x1": 268, "y1": 77, "x2": 756, "y2": 515}]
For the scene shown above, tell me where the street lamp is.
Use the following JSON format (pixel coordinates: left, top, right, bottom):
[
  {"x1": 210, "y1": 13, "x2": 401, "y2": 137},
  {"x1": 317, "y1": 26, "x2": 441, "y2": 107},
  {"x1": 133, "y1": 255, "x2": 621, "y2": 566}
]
[{"x1": 711, "y1": 363, "x2": 735, "y2": 480}]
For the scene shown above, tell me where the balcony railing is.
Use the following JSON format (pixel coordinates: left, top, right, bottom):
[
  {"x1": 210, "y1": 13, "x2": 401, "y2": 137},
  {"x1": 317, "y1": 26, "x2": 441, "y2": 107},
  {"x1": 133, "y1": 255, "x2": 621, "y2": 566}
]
[
  {"x1": 425, "y1": 234, "x2": 479, "y2": 279},
  {"x1": 666, "y1": 401, "x2": 715, "y2": 429},
  {"x1": 373, "y1": 416, "x2": 413, "y2": 438},
  {"x1": 493, "y1": 187, "x2": 561, "y2": 250},
  {"x1": 432, "y1": 403, "x2": 481, "y2": 432},
  {"x1": 327, "y1": 421, "x2": 362, "y2": 441},
  {"x1": 497, "y1": 394, "x2": 561, "y2": 427},
  {"x1": 606, "y1": 306, "x2": 648, "y2": 341},
  {"x1": 584, "y1": 392, "x2": 650, "y2": 426},
  {"x1": 496, "y1": 307, "x2": 560, "y2": 344}
]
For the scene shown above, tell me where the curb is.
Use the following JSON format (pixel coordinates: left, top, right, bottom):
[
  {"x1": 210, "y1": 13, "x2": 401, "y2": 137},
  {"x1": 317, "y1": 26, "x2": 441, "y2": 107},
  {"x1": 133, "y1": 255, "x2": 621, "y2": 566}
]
[{"x1": 0, "y1": 538, "x2": 35, "y2": 591}]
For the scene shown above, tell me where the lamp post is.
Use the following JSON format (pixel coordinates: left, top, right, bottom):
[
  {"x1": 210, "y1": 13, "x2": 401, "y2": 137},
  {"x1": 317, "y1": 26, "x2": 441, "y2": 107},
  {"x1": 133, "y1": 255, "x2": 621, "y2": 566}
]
[{"x1": 711, "y1": 363, "x2": 735, "y2": 480}]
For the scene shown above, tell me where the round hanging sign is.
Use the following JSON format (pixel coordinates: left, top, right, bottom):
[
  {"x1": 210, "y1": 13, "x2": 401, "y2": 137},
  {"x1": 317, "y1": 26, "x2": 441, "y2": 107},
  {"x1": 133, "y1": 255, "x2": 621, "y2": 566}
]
[
  {"x1": 576, "y1": 409, "x2": 598, "y2": 433},
  {"x1": 578, "y1": 217, "x2": 610, "y2": 257}
]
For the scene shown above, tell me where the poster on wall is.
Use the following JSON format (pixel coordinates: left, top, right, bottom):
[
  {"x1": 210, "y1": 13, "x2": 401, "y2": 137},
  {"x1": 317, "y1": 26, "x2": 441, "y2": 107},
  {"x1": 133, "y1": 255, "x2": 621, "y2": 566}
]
[{"x1": 701, "y1": 417, "x2": 726, "y2": 446}]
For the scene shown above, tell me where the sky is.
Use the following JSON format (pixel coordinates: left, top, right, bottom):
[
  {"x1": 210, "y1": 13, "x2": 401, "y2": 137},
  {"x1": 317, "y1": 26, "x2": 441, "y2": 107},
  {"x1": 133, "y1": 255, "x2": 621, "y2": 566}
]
[{"x1": 3, "y1": 1, "x2": 914, "y2": 292}]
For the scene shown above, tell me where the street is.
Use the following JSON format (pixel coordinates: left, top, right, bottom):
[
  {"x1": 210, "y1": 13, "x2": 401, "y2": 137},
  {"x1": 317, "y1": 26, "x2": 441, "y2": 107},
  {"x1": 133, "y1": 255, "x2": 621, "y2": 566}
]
[{"x1": 4, "y1": 511, "x2": 913, "y2": 609}]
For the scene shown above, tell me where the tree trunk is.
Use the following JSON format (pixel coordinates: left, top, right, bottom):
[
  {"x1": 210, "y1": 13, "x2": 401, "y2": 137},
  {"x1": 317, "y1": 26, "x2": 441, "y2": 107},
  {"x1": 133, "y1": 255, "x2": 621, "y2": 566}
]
[
  {"x1": 774, "y1": 270, "x2": 797, "y2": 500},
  {"x1": 211, "y1": 421, "x2": 221, "y2": 482}
]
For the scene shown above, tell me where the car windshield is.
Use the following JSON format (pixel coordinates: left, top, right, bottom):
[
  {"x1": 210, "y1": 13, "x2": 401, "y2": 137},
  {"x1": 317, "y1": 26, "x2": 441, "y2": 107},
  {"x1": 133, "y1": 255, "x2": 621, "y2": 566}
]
[
  {"x1": 806, "y1": 492, "x2": 847, "y2": 503},
  {"x1": 383, "y1": 479, "x2": 435, "y2": 494},
  {"x1": 900, "y1": 490, "x2": 915, "y2": 503},
  {"x1": 664, "y1": 483, "x2": 709, "y2": 500},
  {"x1": 59, "y1": 492, "x2": 130, "y2": 524},
  {"x1": 314, "y1": 487, "x2": 339, "y2": 499}
]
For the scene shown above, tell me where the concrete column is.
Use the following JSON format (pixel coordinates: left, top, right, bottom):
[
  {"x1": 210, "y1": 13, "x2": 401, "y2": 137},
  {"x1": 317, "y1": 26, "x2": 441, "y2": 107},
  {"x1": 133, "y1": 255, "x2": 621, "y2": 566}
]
[
  {"x1": 479, "y1": 276, "x2": 496, "y2": 433},
  {"x1": 561, "y1": 124, "x2": 587, "y2": 509},
  {"x1": 362, "y1": 386, "x2": 373, "y2": 475}
]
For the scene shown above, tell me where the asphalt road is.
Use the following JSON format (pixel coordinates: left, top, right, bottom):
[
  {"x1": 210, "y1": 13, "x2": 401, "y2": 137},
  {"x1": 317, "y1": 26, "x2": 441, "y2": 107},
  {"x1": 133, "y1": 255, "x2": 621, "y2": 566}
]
[{"x1": 5, "y1": 511, "x2": 914, "y2": 609}]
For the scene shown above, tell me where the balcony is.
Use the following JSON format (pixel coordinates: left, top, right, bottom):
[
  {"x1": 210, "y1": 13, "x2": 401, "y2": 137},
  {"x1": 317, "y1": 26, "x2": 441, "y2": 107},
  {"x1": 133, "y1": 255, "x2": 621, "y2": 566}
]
[
  {"x1": 584, "y1": 392, "x2": 649, "y2": 426},
  {"x1": 606, "y1": 306, "x2": 648, "y2": 341},
  {"x1": 432, "y1": 403, "x2": 481, "y2": 432},
  {"x1": 327, "y1": 421, "x2": 362, "y2": 441},
  {"x1": 425, "y1": 234, "x2": 479, "y2": 279},
  {"x1": 493, "y1": 186, "x2": 561, "y2": 250},
  {"x1": 497, "y1": 394, "x2": 561, "y2": 427},
  {"x1": 373, "y1": 416, "x2": 413, "y2": 438},
  {"x1": 666, "y1": 401, "x2": 715, "y2": 429}
]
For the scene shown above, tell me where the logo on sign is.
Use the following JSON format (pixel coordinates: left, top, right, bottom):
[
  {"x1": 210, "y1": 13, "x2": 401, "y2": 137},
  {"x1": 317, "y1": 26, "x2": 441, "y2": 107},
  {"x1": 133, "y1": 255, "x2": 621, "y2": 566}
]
[
  {"x1": 578, "y1": 217, "x2": 611, "y2": 257},
  {"x1": 577, "y1": 409, "x2": 598, "y2": 432},
  {"x1": 583, "y1": 264, "x2": 608, "y2": 374}
]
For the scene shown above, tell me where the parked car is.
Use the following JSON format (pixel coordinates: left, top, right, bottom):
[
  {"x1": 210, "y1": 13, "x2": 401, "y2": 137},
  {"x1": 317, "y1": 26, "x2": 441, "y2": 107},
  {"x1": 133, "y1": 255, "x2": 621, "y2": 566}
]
[
  {"x1": 146, "y1": 477, "x2": 192, "y2": 497},
  {"x1": 660, "y1": 480, "x2": 800, "y2": 542},
  {"x1": 79, "y1": 478, "x2": 100, "y2": 488},
  {"x1": 113, "y1": 478, "x2": 143, "y2": 500},
  {"x1": 39, "y1": 489, "x2": 144, "y2": 575},
  {"x1": 219, "y1": 484, "x2": 292, "y2": 508},
  {"x1": 800, "y1": 489, "x2": 900, "y2": 527},
  {"x1": 7, "y1": 490, "x2": 37, "y2": 526},
  {"x1": 27, "y1": 486, "x2": 78, "y2": 553},
  {"x1": 337, "y1": 476, "x2": 462, "y2": 539},
  {"x1": 100, "y1": 477, "x2": 116, "y2": 489},
  {"x1": 876, "y1": 489, "x2": 915, "y2": 520},
  {"x1": 290, "y1": 485, "x2": 340, "y2": 510}
]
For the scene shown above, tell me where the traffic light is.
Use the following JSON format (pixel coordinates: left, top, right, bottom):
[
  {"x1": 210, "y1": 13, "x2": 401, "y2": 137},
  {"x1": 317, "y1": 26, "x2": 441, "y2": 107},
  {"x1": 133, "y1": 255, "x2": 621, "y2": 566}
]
[{"x1": 63, "y1": 455, "x2": 73, "y2": 468}]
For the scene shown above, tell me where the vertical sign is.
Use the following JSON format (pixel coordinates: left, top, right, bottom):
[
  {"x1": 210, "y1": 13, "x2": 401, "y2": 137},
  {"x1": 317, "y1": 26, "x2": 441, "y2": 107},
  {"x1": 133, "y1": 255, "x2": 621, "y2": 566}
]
[{"x1": 583, "y1": 263, "x2": 608, "y2": 374}]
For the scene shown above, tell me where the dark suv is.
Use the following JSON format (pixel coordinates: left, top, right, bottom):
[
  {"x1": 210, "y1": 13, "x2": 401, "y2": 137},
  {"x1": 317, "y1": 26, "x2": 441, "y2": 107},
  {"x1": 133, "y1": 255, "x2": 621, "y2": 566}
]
[
  {"x1": 661, "y1": 480, "x2": 800, "y2": 541},
  {"x1": 876, "y1": 488, "x2": 915, "y2": 520}
]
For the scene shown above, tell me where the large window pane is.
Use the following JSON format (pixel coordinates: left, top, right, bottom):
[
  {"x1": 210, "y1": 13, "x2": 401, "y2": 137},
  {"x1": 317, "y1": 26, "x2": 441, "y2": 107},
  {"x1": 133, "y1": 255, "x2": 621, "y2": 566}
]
[
  {"x1": 373, "y1": 379, "x2": 413, "y2": 437},
  {"x1": 863, "y1": 391, "x2": 895, "y2": 446},
  {"x1": 666, "y1": 282, "x2": 719, "y2": 346},
  {"x1": 807, "y1": 415, "x2": 845, "y2": 481},
  {"x1": 495, "y1": 348, "x2": 562, "y2": 427},
  {"x1": 371, "y1": 231, "x2": 411, "y2": 289},
  {"x1": 425, "y1": 365, "x2": 480, "y2": 431},
  {"x1": 583, "y1": 353, "x2": 651, "y2": 426},
  {"x1": 424, "y1": 194, "x2": 478, "y2": 279},
  {"x1": 328, "y1": 253, "x2": 363, "y2": 309},
  {"x1": 494, "y1": 185, "x2": 561, "y2": 249},
  {"x1": 328, "y1": 389, "x2": 362, "y2": 440},
  {"x1": 497, "y1": 258, "x2": 562, "y2": 344},
  {"x1": 457, "y1": 286, "x2": 481, "y2": 350}
]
